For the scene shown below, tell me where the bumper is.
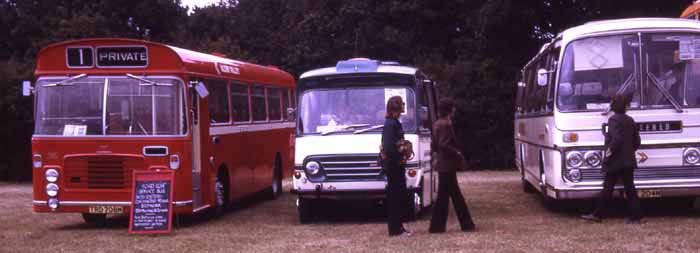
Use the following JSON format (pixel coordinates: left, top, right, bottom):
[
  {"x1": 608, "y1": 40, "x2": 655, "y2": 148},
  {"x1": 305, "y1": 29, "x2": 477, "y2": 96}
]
[
  {"x1": 547, "y1": 185, "x2": 700, "y2": 199},
  {"x1": 291, "y1": 183, "x2": 421, "y2": 199},
  {"x1": 32, "y1": 199, "x2": 193, "y2": 213}
]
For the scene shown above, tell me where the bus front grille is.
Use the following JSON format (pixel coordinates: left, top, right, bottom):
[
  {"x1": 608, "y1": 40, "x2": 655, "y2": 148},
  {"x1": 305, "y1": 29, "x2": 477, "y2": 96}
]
[
  {"x1": 315, "y1": 154, "x2": 384, "y2": 182},
  {"x1": 64, "y1": 156, "x2": 144, "y2": 189},
  {"x1": 580, "y1": 166, "x2": 700, "y2": 182}
]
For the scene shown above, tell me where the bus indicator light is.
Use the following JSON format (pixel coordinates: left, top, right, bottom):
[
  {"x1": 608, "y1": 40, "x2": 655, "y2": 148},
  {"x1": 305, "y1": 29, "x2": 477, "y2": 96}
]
[
  {"x1": 169, "y1": 155, "x2": 180, "y2": 170},
  {"x1": 32, "y1": 154, "x2": 43, "y2": 169},
  {"x1": 563, "y1": 133, "x2": 578, "y2": 143}
]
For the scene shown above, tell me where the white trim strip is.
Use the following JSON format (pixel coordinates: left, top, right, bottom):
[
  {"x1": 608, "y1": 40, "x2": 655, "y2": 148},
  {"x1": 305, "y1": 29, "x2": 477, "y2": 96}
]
[
  {"x1": 32, "y1": 200, "x2": 193, "y2": 207},
  {"x1": 324, "y1": 167, "x2": 382, "y2": 171},
  {"x1": 210, "y1": 122, "x2": 294, "y2": 135},
  {"x1": 327, "y1": 173, "x2": 381, "y2": 177}
]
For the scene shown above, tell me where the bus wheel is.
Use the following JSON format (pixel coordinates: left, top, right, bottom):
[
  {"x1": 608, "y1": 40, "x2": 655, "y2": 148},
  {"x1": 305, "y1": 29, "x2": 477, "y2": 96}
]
[
  {"x1": 297, "y1": 197, "x2": 314, "y2": 224},
  {"x1": 269, "y1": 155, "x2": 283, "y2": 199},
  {"x1": 215, "y1": 172, "x2": 230, "y2": 215},
  {"x1": 82, "y1": 213, "x2": 107, "y2": 226}
]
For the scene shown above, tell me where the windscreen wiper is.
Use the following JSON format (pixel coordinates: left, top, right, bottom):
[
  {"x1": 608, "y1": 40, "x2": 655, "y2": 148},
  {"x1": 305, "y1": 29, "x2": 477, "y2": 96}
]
[
  {"x1": 320, "y1": 124, "x2": 369, "y2": 136},
  {"x1": 126, "y1": 73, "x2": 171, "y2": 86},
  {"x1": 647, "y1": 72, "x2": 683, "y2": 112},
  {"x1": 353, "y1": 124, "x2": 384, "y2": 134},
  {"x1": 43, "y1": 74, "x2": 87, "y2": 87},
  {"x1": 603, "y1": 54, "x2": 638, "y2": 115}
]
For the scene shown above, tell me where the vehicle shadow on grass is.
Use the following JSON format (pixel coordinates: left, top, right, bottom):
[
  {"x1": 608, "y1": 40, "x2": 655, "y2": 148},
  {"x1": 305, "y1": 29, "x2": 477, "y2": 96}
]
[{"x1": 300, "y1": 199, "x2": 433, "y2": 225}]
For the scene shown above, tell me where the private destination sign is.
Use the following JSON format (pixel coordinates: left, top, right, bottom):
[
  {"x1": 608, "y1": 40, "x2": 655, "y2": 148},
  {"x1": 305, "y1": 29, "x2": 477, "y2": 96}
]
[{"x1": 96, "y1": 46, "x2": 148, "y2": 68}]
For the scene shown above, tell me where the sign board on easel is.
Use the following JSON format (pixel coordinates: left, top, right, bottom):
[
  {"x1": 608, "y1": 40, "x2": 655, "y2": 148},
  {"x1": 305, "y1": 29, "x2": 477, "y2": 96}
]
[{"x1": 129, "y1": 170, "x2": 174, "y2": 234}]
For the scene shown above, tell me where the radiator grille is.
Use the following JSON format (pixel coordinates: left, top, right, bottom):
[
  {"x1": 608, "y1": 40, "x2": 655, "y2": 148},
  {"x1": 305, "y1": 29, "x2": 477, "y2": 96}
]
[
  {"x1": 64, "y1": 156, "x2": 144, "y2": 189},
  {"x1": 580, "y1": 166, "x2": 700, "y2": 182}
]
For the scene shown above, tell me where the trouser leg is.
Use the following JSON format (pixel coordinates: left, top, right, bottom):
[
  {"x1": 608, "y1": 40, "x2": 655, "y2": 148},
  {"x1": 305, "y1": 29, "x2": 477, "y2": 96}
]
[
  {"x1": 621, "y1": 169, "x2": 642, "y2": 219},
  {"x1": 592, "y1": 172, "x2": 619, "y2": 218},
  {"x1": 386, "y1": 173, "x2": 403, "y2": 235},
  {"x1": 429, "y1": 172, "x2": 450, "y2": 232},
  {"x1": 445, "y1": 172, "x2": 475, "y2": 228}
]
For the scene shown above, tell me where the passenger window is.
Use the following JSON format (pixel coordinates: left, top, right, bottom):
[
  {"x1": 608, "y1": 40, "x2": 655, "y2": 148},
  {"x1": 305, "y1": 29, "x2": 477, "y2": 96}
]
[
  {"x1": 207, "y1": 80, "x2": 230, "y2": 124},
  {"x1": 231, "y1": 83, "x2": 251, "y2": 122},
  {"x1": 418, "y1": 83, "x2": 432, "y2": 131},
  {"x1": 267, "y1": 87, "x2": 282, "y2": 121},
  {"x1": 252, "y1": 85, "x2": 267, "y2": 121},
  {"x1": 281, "y1": 88, "x2": 290, "y2": 121}
]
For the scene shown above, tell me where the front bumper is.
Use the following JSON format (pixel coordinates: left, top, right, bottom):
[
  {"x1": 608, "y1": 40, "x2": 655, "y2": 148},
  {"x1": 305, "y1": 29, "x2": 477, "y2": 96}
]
[
  {"x1": 546, "y1": 184, "x2": 700, "y2": 199},
  {"x1": 32, "y1": 199, "x2": 193, "y2": 213}
]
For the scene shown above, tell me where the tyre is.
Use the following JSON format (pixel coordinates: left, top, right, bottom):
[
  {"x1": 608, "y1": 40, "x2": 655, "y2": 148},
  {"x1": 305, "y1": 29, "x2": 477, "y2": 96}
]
[
  {"x1": 408, "y1": 190, "x2": 423, "y2": 221},
  {"x1": 297, "y1": 197, "x2": 314, "y2": 224},
  {"x1": 81, "y1": 213, "x2": 107, "y2": 226},
  {"x1": 269, "y1": 156, "x2": 283, "y2": 200},
  {"x1": 214, "y1": 173, "x2": 230, "y2": 215}
]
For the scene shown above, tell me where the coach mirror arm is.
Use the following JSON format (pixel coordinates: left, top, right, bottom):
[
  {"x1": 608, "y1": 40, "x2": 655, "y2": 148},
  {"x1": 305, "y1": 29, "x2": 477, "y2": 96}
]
[{"x1": 22, "y1": 80, "x2": 34, "y2": 96}]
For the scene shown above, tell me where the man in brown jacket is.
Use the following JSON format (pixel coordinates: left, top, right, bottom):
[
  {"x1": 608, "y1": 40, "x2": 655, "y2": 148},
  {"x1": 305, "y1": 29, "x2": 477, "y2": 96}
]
[{"x1": 428, "y1": 99, "x2": 476, "y2": 233}]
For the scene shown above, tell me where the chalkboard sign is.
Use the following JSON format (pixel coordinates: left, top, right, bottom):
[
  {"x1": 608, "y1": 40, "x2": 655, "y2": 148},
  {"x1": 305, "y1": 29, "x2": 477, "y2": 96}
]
[{"x1": 129, "y1": 170, "x2": 174, "y2": 234}]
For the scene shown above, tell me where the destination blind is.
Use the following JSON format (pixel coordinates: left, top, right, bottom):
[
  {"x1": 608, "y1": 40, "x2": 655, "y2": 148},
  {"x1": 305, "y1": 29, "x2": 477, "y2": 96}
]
[{"x1": 97, "y1": 46, "x2": 148, "y2": 68}]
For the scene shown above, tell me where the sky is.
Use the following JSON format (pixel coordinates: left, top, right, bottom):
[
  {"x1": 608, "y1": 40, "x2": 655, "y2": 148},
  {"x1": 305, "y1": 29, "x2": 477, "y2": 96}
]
[{"x1": 181, "y1": 0, "x2": 222, "y2": 9}]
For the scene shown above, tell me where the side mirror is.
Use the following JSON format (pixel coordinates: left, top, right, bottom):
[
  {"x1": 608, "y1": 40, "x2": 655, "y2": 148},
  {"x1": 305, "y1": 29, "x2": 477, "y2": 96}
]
[
  {"x1": 537, "y1": 69, "x2": 549, "y2": 87},
  {"x1": 286, "y1": 107, "x2": 296, "y2": 120},
  {"x1": 194, "y1": 82, "x2": 209, "y2": 98},
  {"x1": 22, "y1": 81, "x2": 33, "y2": 96}
]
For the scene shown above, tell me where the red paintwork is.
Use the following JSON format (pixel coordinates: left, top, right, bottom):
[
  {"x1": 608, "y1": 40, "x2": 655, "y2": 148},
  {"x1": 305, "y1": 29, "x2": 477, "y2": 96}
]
[{"x1": 31, "y1": 38, "x2": 295, "y2": 215}]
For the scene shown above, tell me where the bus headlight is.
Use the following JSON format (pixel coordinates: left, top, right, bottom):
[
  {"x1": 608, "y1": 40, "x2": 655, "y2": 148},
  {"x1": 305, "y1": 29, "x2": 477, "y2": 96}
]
[
  {"x1": 45, "y1": 169, "x2": 59, "y2": 183},
  {"x1": 46, "y1": 183, "x2": 59, "y2": 197},
  {"x1": 566, "y1": 168, "x2": 582, "y2": 182},
  {"x1": 684, "y1": 148, "x2": 700, "y2": 165},
  {"x1": 566, "y1": 152, "x2": 584, "y2": 168},
  {"x1": 48, "y1": 198, "x2": 59, "y2": 209},
  {"x1": 305, "y1": 161, "x2": 321, "y2": 175},
  {"x1": 584, "y1": 151, "x2": 602, "y2": 167}
]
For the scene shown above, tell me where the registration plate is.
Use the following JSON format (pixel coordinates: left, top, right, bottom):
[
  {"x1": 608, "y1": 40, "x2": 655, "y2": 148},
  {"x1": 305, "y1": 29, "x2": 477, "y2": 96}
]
[
  {"x1": 637, "y1": 189, "x2": 661, "y2": 199},
  {"x1": 88, "y1": 206, "x2": 124, "y2": 214}
]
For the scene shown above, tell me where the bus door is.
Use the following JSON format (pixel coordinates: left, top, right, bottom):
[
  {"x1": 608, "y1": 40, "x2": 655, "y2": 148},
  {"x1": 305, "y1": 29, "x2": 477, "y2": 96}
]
[
  {"x1": 426, "y1": 80, "x2": 439, "y2": 202},
  {"x1": 190, "y1": 80, "x2": 208, "y2": 210}
]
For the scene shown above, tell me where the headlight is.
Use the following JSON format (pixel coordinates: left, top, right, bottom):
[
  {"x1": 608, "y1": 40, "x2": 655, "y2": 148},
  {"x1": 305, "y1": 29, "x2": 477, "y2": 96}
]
[
  {"x1": 46, "y1": 183, "x2": 59, "y2": 197},
  {"x1": 48, "y1": 198, "x2": 59, "y2": 209},
  {"x1": 45, "y1": 169, "x2": 59, "y2": 183},
  {"x1": 584, "y1": 151, "x2": 602, "y2": 167},
  {"x1": 684, "y1": 148, "x2": 700, "y2": 165},
  {"x1": 566, "y1": 168, "x2": 582, "y2": 182},
  {"x1": 566, "y1": 152, "x2": 584, "y2": 168},
  {"x1": 305, "y1": 161, "x2": 321, "y2": 175}
]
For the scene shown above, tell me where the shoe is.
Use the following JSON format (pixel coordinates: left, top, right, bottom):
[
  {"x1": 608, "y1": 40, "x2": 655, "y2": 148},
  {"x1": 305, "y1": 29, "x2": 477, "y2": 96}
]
[
  {"x1": 625, "y1": 218, "x2": 642, "y2": 224},
  {"x1": 461, "y1": 224, "x2": 476, "y2": 232},
  {"x1": 580, "y1": 214, "x2": 602, "y2": 223}
]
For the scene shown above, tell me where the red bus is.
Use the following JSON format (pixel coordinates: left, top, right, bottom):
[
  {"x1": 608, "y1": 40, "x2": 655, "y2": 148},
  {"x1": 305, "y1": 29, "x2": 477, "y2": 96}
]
[
  {"x1": 25, "y1": 38, "x2": 296, "y2": 225},
  {"x1": 682, "y1": 1, "x2": 700, "y2": 20}
]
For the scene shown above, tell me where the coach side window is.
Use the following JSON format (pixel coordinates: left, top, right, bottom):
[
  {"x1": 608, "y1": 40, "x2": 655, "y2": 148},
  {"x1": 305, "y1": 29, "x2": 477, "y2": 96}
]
[
  {"x1": 207, "y1": 80, "x2": 230, "y2": 124},
  {"x1": 231, "y1": 83, "x2": 251, "y2": 122},
  {"x1": 252, "y1": 85, "x2": 267, "y2": 122},
  {"x1": 267, "y1": 87, "x2": 282, "y2": 121}
]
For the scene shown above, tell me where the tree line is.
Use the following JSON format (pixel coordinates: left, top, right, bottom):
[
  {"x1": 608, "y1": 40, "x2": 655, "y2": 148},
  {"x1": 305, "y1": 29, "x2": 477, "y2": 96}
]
[{"x1": 0, "y1": 0, "x2": 690, "y2": 180}]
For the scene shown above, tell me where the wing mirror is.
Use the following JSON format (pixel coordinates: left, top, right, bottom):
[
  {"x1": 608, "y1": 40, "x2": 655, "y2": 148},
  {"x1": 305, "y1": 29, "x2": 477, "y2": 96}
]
[{"x1": 22, "y1": 81, "x2": 34, "y2": 96}]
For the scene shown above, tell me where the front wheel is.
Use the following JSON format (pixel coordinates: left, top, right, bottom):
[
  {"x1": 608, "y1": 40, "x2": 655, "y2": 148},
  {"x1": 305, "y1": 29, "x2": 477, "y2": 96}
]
[
  {"x1": 409, "y1": 190, "x2": 423, "y2": 221},
  {"x1": 269, "y1": 156, "x2": 283, "y2": 199},
  {"x1": 297, "y1": 197, "x2": 314, "y2": 224},
  {"x1": 82, "y1": 213, "x2": 107, "y2": 226},
  {"x1": 214, "y1": 175, "x2": 229, "y2": 215}
]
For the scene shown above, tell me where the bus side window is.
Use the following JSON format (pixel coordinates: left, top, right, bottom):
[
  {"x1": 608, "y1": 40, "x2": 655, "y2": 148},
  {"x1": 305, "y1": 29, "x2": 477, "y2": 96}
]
[
  {"x1": 281, "y1": 88, "x2": 290, "y2": 121},
  {"x1": 206, "y1": 80, "x2": 230, "y2": 124},
  {"x1": 418, "y1": 82, "x2": 432, "y2": 131},
  {"x1": 267, "y1": 87, "x2": 282, "y2": 121},
  {"x1": 251, "y1": 85, "x2": 267, "y2": 122},
  {"x1": 231, "y1": 82, "x2": 251, "y2": 123}
]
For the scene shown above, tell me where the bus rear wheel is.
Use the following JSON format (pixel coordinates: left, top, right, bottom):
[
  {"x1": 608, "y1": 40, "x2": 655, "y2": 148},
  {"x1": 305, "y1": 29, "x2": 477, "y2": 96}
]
[
  {"x1": 214, "y1": 172, "x2": 230, "y2": 215},
  {"x1": 269, "y1": 155, "x2": 283, "y2": 199},
  {"x1": 82, "y1": 213, "x2": 107, "y2": 226}
]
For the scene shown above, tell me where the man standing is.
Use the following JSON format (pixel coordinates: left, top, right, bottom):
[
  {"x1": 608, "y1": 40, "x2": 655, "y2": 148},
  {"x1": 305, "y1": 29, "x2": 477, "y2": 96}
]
[
  {"x1": 581, "y1": 95, "x2": 643, "y2": 224},
  {"x1": 429, "y1": 99, "x2": 476, "y2": 233}
]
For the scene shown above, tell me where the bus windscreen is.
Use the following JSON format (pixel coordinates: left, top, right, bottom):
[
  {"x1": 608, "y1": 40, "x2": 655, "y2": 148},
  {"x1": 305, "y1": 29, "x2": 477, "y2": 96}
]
[{"x1": 35, "y1": 76, "x2": 185, "y2": 136}]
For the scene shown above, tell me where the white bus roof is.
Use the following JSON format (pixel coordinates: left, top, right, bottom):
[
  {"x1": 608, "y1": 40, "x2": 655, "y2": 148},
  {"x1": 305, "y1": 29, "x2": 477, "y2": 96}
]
[
  {"x1": 561, "y1": 18, "x2": 700, "y2": 44},
  {"x1": 300, "y1": 58, "x2": 418, "y2": 79}
]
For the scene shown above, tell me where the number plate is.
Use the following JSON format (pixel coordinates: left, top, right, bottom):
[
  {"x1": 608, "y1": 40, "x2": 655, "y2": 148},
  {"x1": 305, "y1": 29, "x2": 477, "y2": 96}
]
[
  {"x1": 88, "y1": 206, "x2": 124, "y2": 214},
  {"x1": 637, "y1": 189, "x2": 661, "y2": 199}
]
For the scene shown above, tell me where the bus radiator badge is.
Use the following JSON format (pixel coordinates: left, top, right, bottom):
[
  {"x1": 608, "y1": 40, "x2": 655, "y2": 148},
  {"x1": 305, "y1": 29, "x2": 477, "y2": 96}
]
[{"x1": 637, "y1": 152, "x2": 648, "y2": 164}]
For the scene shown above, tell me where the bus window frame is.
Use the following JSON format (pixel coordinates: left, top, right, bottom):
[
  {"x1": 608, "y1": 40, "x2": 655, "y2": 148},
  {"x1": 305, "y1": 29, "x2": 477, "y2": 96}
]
[
  {"x1": 251, "y1": 84, "x2": 268, "y2": 123},
  {"x1": 266, "y1": 86, "x2": 283, "y2": 122},
  {"x1": 205, "y1": 79, "x2": 232, "y2": 126},
  {"x1": 230, "y1": 81, "x2": 252, "y2": 124},
  {"x1": 33, "y1": 75, "x2": 190, "y2": 138}
]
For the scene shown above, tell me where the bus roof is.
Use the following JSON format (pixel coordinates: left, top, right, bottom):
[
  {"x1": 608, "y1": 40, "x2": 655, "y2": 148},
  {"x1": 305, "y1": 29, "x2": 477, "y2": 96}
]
[
  {"x1": 34, "y1": 38, "x2": 294, "y2": 87},
  {"x1": 561, "y1": 18, "x2": 700, "y2": 44},
  {"x1": 681, "y1": 1, "x2": 700, "y2": 18},
  {"x1": 299, "y1": 58, "x2": 417, "y2": 79}
]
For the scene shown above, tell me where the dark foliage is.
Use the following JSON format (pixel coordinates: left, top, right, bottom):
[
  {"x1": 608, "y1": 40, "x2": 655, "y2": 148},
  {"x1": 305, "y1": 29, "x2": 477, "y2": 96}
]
[{"x1": 0, "y1": 0, "x2": 691, "y2": 180}]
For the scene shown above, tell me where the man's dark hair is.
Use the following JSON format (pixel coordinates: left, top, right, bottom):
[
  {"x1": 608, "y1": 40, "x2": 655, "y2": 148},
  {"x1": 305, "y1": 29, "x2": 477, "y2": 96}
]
[
  {"x1": 438, "y1": 98, "x2": 455, "y2": 118},
  {"x1": 610, "y1": 94, "x2": 629, "y2": 114}
]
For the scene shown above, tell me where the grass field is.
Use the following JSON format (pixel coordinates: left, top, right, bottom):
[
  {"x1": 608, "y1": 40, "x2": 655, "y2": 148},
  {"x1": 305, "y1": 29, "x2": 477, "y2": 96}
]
[{"x1": 3, "y1": 171, "x2": 700, "y2": 252}]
